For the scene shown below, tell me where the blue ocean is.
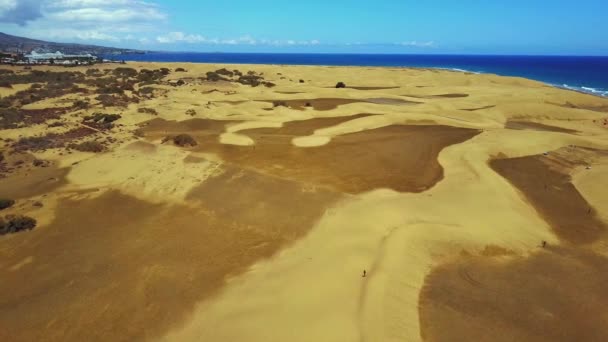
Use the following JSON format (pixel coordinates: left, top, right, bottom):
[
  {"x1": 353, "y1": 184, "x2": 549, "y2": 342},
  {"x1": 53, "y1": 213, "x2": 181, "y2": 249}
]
[{"x1": 111, "y1": 53, "x2": 608, "y2": 97}]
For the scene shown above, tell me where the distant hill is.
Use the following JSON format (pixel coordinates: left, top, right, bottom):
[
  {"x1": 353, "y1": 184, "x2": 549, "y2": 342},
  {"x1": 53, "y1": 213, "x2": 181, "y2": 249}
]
[{"x1": 0, "y1": 32, "x2": 143, "y2": 55}]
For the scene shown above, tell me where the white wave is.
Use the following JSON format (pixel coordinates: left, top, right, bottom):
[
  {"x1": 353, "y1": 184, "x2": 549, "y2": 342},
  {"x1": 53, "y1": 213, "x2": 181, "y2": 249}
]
[
  {"x1": 560, "y1": 84, "x2": 608, "y2": 97},
  {"x1": 435, "y1": 67, "x2": 482, "y2": 74}
]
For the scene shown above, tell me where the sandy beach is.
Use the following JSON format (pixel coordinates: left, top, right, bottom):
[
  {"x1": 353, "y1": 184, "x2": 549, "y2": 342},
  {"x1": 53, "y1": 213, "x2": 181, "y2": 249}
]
[{"x1": 1, "y1": 62, "x2": 608, "y2": 342}]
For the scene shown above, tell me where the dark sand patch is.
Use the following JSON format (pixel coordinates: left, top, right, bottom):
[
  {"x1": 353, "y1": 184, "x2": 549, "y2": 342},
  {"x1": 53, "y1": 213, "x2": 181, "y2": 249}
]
[
  {"x1": 490, "y1": 149, "x2": 606, "y2": 245},
  {"x1": 124, "y1": 141, "x2": 157, "y2": 154},
  {"x1": 348, "y1": 86, "x2": 400, "y2": 90},
  {"x1": 275, "y1": 91, "x2": 304, "y2": 94},
  {"x1": 505, "y1": 121, "x2": 578, "y2": 134},
  {"x1": 258, "y1": 98, "x2": 420, "y2": 111},
  {"x1": 183, "y1": 155, "x2": 206, "y2": 163},
  {"x1": 461, "y1": 105, "x2": 496, "y2": 111},
  {"x1": 228, "y1": 124, "x2": 479, "y2": 193},
  {"x1": 142, "y1": 116, "x2": 480, "y2": 193},
  {"x1": 139, "y1": 117, "x2": 237, "y2": 138},
  {"x1": 0, "y1": 155, "x2": 69, "y2": 199},
  {"x1": 403, "y1": 93, "x2": 470, "y2": 99},
  {"x1": 558, "y1": 101, "x2": 608, "y2": 113},
  {"x1": 0, "y1": 174, "x2": 339, "y2": 341},
  {"x1": 364, "y1": 98, "x2": 422, "y2": 105},
  {"x1": 419, "y1": 246, "x2": 608, "y2": 342}
]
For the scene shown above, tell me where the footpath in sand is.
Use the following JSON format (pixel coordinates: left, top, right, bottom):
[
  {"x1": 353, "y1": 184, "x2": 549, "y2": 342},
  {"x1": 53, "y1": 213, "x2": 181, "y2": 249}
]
[{"x1": 1, "y1": 63, "x2": 608, "y2": 342}]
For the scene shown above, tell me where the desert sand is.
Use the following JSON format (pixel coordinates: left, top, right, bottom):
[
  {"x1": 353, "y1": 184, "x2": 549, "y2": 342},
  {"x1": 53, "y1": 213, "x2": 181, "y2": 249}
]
[{"x1": 1, "y1": 62, "x2": 608, "y2": 342}]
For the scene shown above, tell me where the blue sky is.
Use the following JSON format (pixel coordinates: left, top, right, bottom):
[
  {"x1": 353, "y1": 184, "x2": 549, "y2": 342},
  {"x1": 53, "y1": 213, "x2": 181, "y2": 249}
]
[{"x1": 0, "y1": 0, "x2": 607, "y2": 55}]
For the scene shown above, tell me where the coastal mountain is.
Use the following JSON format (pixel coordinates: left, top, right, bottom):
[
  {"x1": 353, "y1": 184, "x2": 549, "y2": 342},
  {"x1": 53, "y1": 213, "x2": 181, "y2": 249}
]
[{"x1": 0, "y1": 32, "x2": 142, "y2": 55}]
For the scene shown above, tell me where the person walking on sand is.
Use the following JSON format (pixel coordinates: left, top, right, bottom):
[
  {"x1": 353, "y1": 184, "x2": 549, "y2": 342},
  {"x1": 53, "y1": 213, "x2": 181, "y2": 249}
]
[
  {"x1": 362, "y1": 270, "x2": 367, "y2": 278},
  {"x1": 541, "y1": 241, "x2": 547, "y2": 248}
]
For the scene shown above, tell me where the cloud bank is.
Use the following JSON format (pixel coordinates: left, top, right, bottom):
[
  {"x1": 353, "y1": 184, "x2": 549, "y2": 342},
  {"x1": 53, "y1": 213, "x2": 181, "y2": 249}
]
[{"x1": 0, "y1": 1, "x2": 436, "y2": 50}]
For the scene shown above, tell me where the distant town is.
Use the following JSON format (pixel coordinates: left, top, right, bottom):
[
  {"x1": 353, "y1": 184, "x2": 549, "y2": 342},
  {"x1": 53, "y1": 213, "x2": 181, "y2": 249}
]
[
  {"x1": 0, "y1": 32, "x2": 143, "y2": 66},
  {"x1": 0, "y1": 51, "x2": 112, "y2": 66}
]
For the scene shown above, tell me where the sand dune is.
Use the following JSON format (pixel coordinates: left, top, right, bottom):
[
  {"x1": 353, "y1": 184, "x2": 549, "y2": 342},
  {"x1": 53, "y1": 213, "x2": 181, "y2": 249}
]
[{"x1": 1, "y1": 62, "x2": 607, "y2": 342}]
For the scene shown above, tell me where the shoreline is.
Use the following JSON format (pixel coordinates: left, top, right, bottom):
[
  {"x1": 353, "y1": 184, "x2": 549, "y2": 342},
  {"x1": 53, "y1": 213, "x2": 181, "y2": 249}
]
[{"x1": 106, "y1": 52, "x2": 608, "y2": 93}]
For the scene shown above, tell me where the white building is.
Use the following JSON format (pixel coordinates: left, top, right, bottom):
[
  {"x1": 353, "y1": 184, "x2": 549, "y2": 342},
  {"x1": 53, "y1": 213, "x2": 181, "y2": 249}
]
[{"x1": 24, "y1": 51, "x2": 98, "y2": 64}]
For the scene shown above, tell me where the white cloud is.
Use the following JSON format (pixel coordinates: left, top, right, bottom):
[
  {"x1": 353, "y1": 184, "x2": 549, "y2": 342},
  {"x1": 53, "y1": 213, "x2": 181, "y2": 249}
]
[
  {"x1": 156, "y1": 31, "x2": 320, "y2": 47},
  {"x1": 156, "y1": 32, "x2": 206, "y2": 44},
  {"x1": 0, "y1": 0, "x2": 17, "y2": 13},
  {"x1": 0, "y1": 0, "x2": 43, "y2": 25},
  {"x1": 397, "y1": 41, "x2": 436, "y2": 48},
  {"x1": 0, "y1": 0, "x2": 168, "y2": 43}
]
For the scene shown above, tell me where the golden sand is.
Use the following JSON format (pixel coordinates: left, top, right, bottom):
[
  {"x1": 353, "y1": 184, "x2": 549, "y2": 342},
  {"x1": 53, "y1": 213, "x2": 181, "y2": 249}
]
[{"x1": 1, "y1": 62, "x2": 608, "y2": 342}]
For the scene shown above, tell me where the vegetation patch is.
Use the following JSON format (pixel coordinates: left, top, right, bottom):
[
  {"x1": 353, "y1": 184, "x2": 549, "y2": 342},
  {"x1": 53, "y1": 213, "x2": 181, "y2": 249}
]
[
  {"x1": 0, "y1": 108, "x2": 66, "y2": 129},
  {"x1": 68, "y1": 141, "x2": 106, "y2": 153},
  {"x1": 0, "y1": 199, "x2": 15, "y2": 211},
  {"x1": 0, "y1": 215, "x2": 37, "y2": 236},
  {"x1": 12, "y1": 128, "x2": 96, "y2": 152},
  {"x1": 83, "y1": 113, "x2": 122, "y2": 130},
  {"x1": 138, "y1": 107, "x2": 158, "y2": 115},
  {"x1": 163, "y1": 134, "x2": 198, "y2": 147}
]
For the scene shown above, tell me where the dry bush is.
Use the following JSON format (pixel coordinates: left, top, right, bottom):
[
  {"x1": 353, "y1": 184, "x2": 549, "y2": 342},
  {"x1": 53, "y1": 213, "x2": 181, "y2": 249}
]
[
  {"x1": 0, "y1": 108, "x2": 64, "y2": 129},
  {"x1": 163, "y1": 134, "x2": 198, "y2": 147},
  {"x1": 238, "y1": 75, "x2": 263, "y2": 87},
  {"x1": 0, "y1": 199, "x2": 15, "y2": 211},
  {"x1": 0, "y1": 215, "x2": 37, "y2": 235},
  {"x1": 138, "y1": 107, "x2": 158, "y2": 115},
  {"x1": 113, "y1": 67, "x2": 138, "y2": 78},
  {"x1": 186, "y1": 109, "x2": 197, "y2": 116},
  {"x1": 336, "y1": 82, "x2": 346, "y2": 88},
  {"x1": 215, "y1": 68, "x2": 234, "y2": 77},
  {"x1": 13, "y1": 136, "x2": 58, "y2": 151},
  {"x1": 73, "y1": 100, "x2": 90, "y2": 110},
  {"x1": 68, "y1": 141, "x2": 105, "y2": 153},
  {"x1": 175, "y1": 67, "x2": 187, "y2": 72},
  {"x1": 83, "y1": 113, "x2": 121, "y2": 130},
  {"x1": 206, "y1": 71, "x2": 229, "y2": 82},
  {"x1": 0, "y1": 81, "x2": 11, "y2": 88},
  {"x1": 263, "y1": 81, "x2": 276, "y2": 88},
  {"x1": 96, "y1": 94, "x2": 137, "y2": 107},
  {"x1": 0, "y1": 70, "x2": 85, "y2": 85}
]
